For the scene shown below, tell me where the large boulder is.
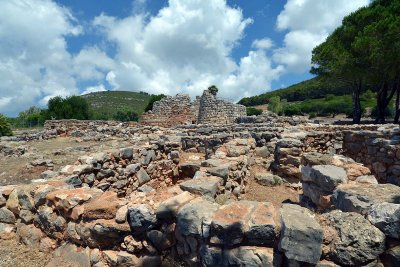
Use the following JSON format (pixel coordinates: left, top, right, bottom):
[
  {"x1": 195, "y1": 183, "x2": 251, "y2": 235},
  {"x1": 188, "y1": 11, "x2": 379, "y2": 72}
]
[
  {"x1": 367, "y1": 202, "x2": 400, "y2": 239},
  {"x1": 127, "y1": 204, "x2": 157, "y2": 235},
  {"x1": 301, "y1": 165, "x2": 347, "y2": 192},
  {"x1": 332, "y1": 184, "x2": 400, "y2": 215},
  {"x1": 319, "y1": 210, "x2": 385, "y2": 266},
  {"x1": 156, "y1": 191, "x2": 195, "y2": 219},
  {"x1": 176, "y1": 198, "x2": 219, "y2": 237},
  {"x1": 179, "y1": 176, "x2": 222, "y2": 197},
  {"x1": 210, "y1": 201, "x2": 276, "y2": 247},
  {"x1": 279, "y1": 204, "x2": 323, "y2": 264},
  {"x1": 224, "y1": 246, "x2": 274, "y2": 267}
]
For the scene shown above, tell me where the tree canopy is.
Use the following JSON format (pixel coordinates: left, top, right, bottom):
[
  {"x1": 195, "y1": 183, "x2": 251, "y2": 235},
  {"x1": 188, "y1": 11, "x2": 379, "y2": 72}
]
[{"x1": 311, "y1": 0, "x2": 400, "y2": 123}]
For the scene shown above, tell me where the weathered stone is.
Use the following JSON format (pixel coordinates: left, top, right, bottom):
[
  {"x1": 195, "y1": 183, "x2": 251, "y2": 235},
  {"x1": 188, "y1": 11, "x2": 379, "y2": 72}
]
[
  {"x1": 302, "y1": 183, "x2": 332, "y2": 208},
  {"x1": 176, "y1": 198, "x2": 219, "y2": 237},
  {"x1": 319, "y1": 210, "x2": 385, "y2": 266},
  {"x1": 333, "y1": 184, "x2": 400, "y2": 215},
  {"x1": 124, "y1": 163, "x2": 140, "y2": 176},
  {"x1": 0, "y1": 223, "x2": 15, "y2": 240},
  {"x1": 64, "y1": 175, "x2": 83, "y2": 187},
  {"x1": 156, "y1": 191, "x2": 196, "y2": 219},
  {"x1": 0, "y1": 194, "x2": 6, "y2": 207},
  {"x1": 46, "y1": 243, "x2": 91, "y2": 267},
  {"x1": 367, "y1": 202, "x2": 400, "y2": 239},
  {"x1": 137, "y1": 168, "x2": 151, "y2": 186},
  {"x1": 301, "y1": 165, "x2": 347, "y2": 192},
  {"x1": 200, "y1": 245, "x2": 224, "y2": 267},
  {"x1": 356, "y1": 175, "x2": 378, "y2": 184},
  {"x1": 207, "y1": 164, "x2": 230, "y2": 180},
  {"x1": 119, "y1": 147, "x2": 133, "y2": 159},
  {"x1": 60, "y1": 164, "x2": 94, "y2": 175},
  {"x1": 127, "y1": 204, "x2": 157, "y2": 235},
  {"x1": 115, "y1": 205, "x2": 128, "y2": 223},
  {"x1": 210, "y1": 201, "x2": 254, "y2": 246},
  {"x1": 245, "y1": 202, "x2": 277, "y2": 246},
  {"x1": 179, "y1": 176, "x2": 222, "y2": 197},
  {"x1": 224, "y1": 246, "x2": 274, "y2": 267},
  {"x1": 254, "y1": 146, "x2": 271, "y2": 158},
  {"x1": 84, "y1": 219, "x2": 131, "y2": 248},
  {"x1": 17, "y1": 223, "x2": 43, "y2": 247},
  {"x1": 254, "y1": 173, "x2": 283, "y2": 186},
  {"x1": 34, "y1": 184, "x2": 55, "y2": 207},
  {"x1": 35, "y1": 206, "x2": 66, "y2": 240},
  {"x1": 147, "y1": 229, "x2": 173, "y2": 251},
  {"x1": 83, "y1": 191, "x2": 120, "y2": 220},
  {"x1": 382, "y1": 245, "x2": 400, "y2": 267},
  {"x1": 19, "y1": 209, "x2": 34, "y2": 223},
  {"x1": 0, "y1": 207, "x2": 16, "y2": 224},
  {"x1": 6, "y1": 189, "x2": 20, "y2": 214},
  {"x1": 47, "y1": 188, "x2": 94, "y2": 212},
  {"x1": 279, "y1": 204, "x2": 323, "y2": 264}
]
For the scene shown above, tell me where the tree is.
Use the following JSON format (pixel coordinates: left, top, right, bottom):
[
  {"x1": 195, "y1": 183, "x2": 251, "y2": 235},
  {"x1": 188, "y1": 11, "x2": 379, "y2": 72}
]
[
  {"x1": 145, "y1": 94, "x2": 166, "y2": 112},
  {"x1": 47, "y1": 96, "x2": 90, "y2": 120},
  {"x1": 268, "y1": 96, "x2": 282, "y2": 114},
  {"x1": 208, "y1": 85, "x2": 219, "y2": 96},
  {"x1": 311, "y1": 0, "x2": 400, "y2": 124},
  {"x1": 0, "y1": 114, "x2": 13, "y2": 136}
]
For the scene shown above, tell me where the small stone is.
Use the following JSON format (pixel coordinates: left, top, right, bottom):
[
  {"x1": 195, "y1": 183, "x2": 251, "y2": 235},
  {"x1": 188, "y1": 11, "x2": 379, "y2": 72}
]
[
  {"x1": 127, "y1": 204, "x2": 157, "y2": 235},
  {"x1": 179, "y1": 176, "x2": 222, "y2": 197},
  {"x1": 0, "y1": 207, "x2": 16, "y2": 224},
  {"x1": 115, "y1": 205, "x2": 128, "y2": 223},
  {"x1": 137, "y1": 168, "x2": 151, "y2": 186}
]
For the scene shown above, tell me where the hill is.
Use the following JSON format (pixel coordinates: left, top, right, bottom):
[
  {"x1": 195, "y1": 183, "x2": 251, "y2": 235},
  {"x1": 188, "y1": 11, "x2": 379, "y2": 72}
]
[
  {"x1": 82, "y1": 91, "x2": 153, "y2": 119},
  {"x1": 238, "y1": 77, "x2": 350, "y2": 106}
]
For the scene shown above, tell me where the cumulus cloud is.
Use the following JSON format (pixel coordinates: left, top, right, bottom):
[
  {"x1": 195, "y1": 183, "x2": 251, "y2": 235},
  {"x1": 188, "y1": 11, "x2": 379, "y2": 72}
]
[
  {"x1": 80, "y1": 84, "x2": 108, "y2": 95},
  {"x1": 92, "y1": 0, "x2": 282, "y2": 100},
  {"x1": 0, "y1": 0, "x2": 372, "y2": 116},
  {"x1": 273, "y1": 0, "x2": 369, "y2": 73}
]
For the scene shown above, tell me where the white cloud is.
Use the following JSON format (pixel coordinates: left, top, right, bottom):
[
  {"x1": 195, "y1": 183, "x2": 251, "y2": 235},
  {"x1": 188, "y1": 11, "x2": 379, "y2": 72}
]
[
  {"x1": 273, "y1": 0, "x2": 369, "y2": 73},
  {"x1": 92, "y1": 0, "x2": 282, "y2": 100},
  {"x1": 252, "y1": 38, "x2": 273, "y2": 50},
  {"x1": 80, "y1": 84, "x2": 108, "y2": 95}
]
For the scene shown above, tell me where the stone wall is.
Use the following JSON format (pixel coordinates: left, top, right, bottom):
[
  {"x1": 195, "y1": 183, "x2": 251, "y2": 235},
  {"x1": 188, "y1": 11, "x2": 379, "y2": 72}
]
[
  {"x1": 197, "y1": 90, "x2": 246, "y2": 124},
  {"x1": 343, "y1": 127, "x2": 400, "y2": 185},
  {"x1": 140, "y1": 94, "x2": 197, "y2": 127}
]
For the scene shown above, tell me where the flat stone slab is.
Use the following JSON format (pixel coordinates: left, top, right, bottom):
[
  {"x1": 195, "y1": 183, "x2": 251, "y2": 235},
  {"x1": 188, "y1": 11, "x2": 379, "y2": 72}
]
[
  {"x1": 176, "y1": 198, "x2": 219, "y2": 237},
  {"x1": 210, "y1": 201, "x2": 276, "y2": 247},
  {"x1": 179, "y1": 176, "x2": 222, "y2": 197},
  {"x1": 156, "y1": 191, "x2": 196, "y2": 219},
  {"x1": 301, "y1": 165, "x2": 347, "y2": 192},
  {"x1": 333, "y1": 183, "x2": 400, "y2": 215},
  {"x1": 279, "y1": 204, "x2": 323, "y2": 264}
]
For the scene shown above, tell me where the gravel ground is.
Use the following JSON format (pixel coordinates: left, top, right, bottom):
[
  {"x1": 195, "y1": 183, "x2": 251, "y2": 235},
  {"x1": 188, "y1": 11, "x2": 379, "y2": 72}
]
[{"x1": 0, "y1": 239, "x2": 51, "y2": 267}]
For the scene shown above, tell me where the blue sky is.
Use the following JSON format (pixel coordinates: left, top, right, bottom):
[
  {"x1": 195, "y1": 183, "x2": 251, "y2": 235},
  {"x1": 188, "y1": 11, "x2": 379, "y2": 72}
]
[{"x1": 0, "y1": 0, "x2": 369, "y2": 116}]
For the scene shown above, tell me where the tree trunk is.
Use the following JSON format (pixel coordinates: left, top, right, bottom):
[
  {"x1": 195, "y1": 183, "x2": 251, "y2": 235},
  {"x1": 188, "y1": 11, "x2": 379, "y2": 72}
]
[
  {"x1": 394, "y1": 81, "x2": 400, "y2": 123},
  {"x1": 352, "y1": 81, "x2": 362, "y2": 124},
  {"x1": 376, "y1": 81, "x2": 397, "y2": 124}
]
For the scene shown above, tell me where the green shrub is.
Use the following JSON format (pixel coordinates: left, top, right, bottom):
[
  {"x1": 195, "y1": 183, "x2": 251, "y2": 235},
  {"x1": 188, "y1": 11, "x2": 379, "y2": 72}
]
[
  {"x1": 113, "y1": 110, "x2": 139, "y2": 122},
  {"x1": 0, "y1": 114, "x2": 13, "y2": 136},
  {"x1": 246, "y1": 107, "x2": 262, "y2": 116},
  {"x1": 284, "y1": 105, "x2": 301, "y2": 116},
  {"x1": 268, "y1": 96, "x2": 282, "y2": 114},
  {"x1": 309, "y1": 112, "x2": 317, "y2": 119}
]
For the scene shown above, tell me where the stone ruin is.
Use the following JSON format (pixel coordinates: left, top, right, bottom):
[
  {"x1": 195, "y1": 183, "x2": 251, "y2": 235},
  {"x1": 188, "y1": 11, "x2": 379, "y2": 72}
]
[
  {"x1": 0, "y1": 115, "x2": 400, "y2": 267},
  {"x1": 140, "y1": 89, "x2": 246, "y2": 127}
]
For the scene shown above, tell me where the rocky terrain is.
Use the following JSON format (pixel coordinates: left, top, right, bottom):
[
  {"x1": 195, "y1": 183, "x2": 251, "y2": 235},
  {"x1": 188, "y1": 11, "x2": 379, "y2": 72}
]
[{"x1": 0, "y1": 113, "x2": 399, "y2": 267}]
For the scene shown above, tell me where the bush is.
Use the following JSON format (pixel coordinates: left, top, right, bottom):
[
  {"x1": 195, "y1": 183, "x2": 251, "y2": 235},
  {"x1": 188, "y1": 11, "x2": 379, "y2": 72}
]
[
  {"x1": 268, "y1": 96, "x2": 282, "y2": 114},
  {"x1": 284, "y1": 105, "x2": 301, "y2": 116},
  {"x1": 246, "y1": 107, "x2": 263, "y2": 116},
  {"x1": 208, "y1": 85, "x2": 219, "y2": 96},
  {"x1": 113, "y1": 110, "x2": 139, "y2": 122},
  {"x1": 0, "y1": 114, "x2": 13, "y2": 136},
  {"x1": 309, "y1": 112, "x2": 317, "y2": 119}
]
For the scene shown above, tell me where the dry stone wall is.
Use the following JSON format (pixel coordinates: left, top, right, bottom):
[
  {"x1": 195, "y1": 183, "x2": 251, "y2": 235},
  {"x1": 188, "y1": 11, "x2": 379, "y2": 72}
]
[
  {"x1": 343, "y1": 127, "x2": 400, "y2": 185},
  {"x1": 197, "y1": 90, "x2": 246, "y2": 124},
  {"x1": 140, "y1": 94, "x2": 197, "y2": 127}
]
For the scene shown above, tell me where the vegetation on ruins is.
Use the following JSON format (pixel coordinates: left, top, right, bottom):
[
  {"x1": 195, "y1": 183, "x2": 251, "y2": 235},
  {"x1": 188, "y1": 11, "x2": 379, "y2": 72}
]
[
  {"x1": 246, "y1": 107, "x2": 262, "y2": 116},
  {"x1": 208, "y1": 85, "x2": 219, "y2": 96},
  {"x1": 0, "y1": 114, "x2": 13, "y2": 136},
  {"x1": 144, "y1": 94, "x2": 167, "y2": 112}
]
